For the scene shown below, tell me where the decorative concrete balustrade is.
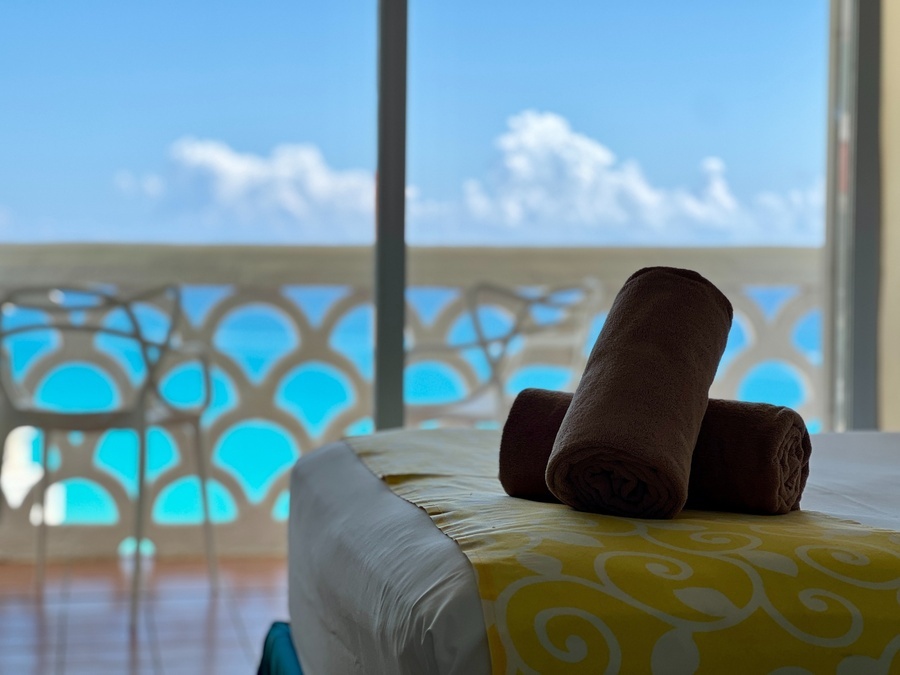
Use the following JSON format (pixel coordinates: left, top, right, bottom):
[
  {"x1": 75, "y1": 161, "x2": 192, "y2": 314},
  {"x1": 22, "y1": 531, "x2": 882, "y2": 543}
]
[{"x1": 0, "y1": 245, "x2": 825, "y2": 559}]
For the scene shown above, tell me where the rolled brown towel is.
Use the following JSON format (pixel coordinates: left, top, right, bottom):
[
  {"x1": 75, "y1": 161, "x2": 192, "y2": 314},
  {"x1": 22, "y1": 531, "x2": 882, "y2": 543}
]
[
  {"x1": 500, "y1": 389, "x2": 812, "y2": 514},
  {"x1": 499, "y1": 388, "x2": 572, "y2": 502},
  {"x1": 545, "y1": 267, "x2": 733, "y2": 518},
  {"x1": 687, "y1": 398, "x2": 812, "y2": 514}
]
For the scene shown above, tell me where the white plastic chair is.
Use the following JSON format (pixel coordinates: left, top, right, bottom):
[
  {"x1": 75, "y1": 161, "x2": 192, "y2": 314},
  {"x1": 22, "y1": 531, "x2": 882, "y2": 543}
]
[
  {"x1": 406, "y1": 279, "x2": 603, "y2": 427},
  {"x1": 0, "y1": 284, "x2": 217, "y2": 630}
]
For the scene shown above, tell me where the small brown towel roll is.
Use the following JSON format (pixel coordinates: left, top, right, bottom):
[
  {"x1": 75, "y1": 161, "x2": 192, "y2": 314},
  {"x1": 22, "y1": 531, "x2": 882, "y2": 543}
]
[
  {"x1": 499, "y1": 388, "x2": 572, "y2": 502},
  {"x1": 546, "y1": 267, "x2": 733, "y2": 518},
  {"x1": 687, "y1": 398, "x2": 811, "y2": 514},
  {"x1": 500, "y1": 389, "x2": 812, "y2": 515}
]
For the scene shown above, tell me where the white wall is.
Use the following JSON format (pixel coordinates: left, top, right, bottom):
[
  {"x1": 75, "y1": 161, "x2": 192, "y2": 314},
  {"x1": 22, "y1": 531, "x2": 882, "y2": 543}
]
[{"x1": 881, "y1": 0, "x2": 900, "y2": 429}]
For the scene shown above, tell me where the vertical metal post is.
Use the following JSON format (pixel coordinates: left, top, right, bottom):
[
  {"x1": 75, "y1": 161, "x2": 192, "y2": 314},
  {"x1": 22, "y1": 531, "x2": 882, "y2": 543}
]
[
  {"x1": 823, "y1": 0, "x2": 842, "y2": 431},
  {"x1": 374, "y1": 0, "x2": 408, "y2": 429},
  {"x1": 850, "y1": 0, "x2": 882, "y2": 428},
  {"x1": 828, "y1": 0, "x2": 882, "y2": 430}
]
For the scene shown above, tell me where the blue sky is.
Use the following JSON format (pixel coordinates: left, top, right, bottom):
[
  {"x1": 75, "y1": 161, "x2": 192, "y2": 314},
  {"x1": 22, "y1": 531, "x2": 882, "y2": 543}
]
[{"x1": 0, "y1": 1, "x2": 829, "y2": 245}]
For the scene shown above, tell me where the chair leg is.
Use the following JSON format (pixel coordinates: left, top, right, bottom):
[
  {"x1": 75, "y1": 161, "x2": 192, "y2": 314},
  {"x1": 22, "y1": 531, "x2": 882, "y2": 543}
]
[
  {"x1": 131, "y1": 420, "x2": 148, "y2": 633},
  {"x1": 0, "y1": 415, "x2": 14, "y2": 517},
  {"x1": 35, "y1": 429, "x2": 51, "y2": 596},
  {"x1": 192, "y1": 419, "x2": 219, "y2": 592}
]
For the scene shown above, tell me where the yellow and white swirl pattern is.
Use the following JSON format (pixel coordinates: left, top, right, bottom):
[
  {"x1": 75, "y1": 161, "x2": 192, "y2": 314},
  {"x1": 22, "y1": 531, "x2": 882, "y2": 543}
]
[{"x1": 349, "y1": 429, "x2": 900, "y2": 674}]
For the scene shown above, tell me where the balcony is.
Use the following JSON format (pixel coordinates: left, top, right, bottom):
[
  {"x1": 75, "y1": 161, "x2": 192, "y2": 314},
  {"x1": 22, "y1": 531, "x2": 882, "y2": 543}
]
[{"x1": 0, "y1": 243, "x2": 826, "y2": 560}]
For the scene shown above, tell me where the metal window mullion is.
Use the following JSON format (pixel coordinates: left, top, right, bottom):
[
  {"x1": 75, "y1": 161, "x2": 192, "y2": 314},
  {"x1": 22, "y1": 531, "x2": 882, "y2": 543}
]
[
  {"x1": 374, "y1": 0, "x2": 408, "y2": 430},
  {"x1": 828, "y1": 0, "x2": 882, "y2": 431},
  {"x1": 849, "y1": 0, "x2": 882, "y2": 429}
]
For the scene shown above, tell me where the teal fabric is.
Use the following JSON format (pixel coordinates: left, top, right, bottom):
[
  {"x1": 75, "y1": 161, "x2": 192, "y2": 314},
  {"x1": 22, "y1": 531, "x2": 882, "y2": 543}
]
[{"x1": 257, "y1": 622, "x2": 303, "y2": 675}]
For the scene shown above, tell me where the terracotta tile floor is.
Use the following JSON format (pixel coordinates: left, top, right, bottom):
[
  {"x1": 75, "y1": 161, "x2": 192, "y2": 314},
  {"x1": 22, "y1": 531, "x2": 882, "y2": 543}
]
[{"x1": 0, "y1": 557, "x2": 289, "y2": 674}]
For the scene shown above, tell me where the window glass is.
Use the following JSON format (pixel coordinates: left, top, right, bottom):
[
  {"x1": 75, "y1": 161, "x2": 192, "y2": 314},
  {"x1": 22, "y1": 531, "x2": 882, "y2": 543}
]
[
  {"x1": 0, "y1": 1, "x2": 376, "y2": 548},
  {"x1": 405, "y1": 1, "x2": 830, "y2": 430}
]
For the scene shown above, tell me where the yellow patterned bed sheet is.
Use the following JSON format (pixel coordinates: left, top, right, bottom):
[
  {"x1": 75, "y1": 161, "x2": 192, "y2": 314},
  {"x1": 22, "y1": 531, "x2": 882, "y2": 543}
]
[{"x1": 348, "y1": 429, "x2": 900, "y2": 675}]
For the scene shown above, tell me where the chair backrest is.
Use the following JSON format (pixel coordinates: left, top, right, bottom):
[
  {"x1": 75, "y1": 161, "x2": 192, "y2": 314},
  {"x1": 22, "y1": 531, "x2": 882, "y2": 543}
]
[
  {"x1": 492, "y1": 279, "x2": 603, "y2": 376},
  {"x1": 0, "y1": 285, "x2": 181, "y2": 416},
  {"x1": 406, "y1": 278, "x2": 603, "y2": 425}
]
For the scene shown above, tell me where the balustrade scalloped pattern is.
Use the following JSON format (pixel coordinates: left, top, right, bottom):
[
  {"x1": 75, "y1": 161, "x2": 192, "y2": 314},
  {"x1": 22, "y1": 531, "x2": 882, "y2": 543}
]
[{"x1": 0, "y1": 279, "x2": 823, "y2": 559}]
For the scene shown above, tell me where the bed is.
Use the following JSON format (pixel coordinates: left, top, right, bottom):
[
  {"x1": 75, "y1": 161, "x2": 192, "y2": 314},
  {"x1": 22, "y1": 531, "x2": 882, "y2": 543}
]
[{"x1": 288, "y1": 430, "x2": 900, "y2": 674}]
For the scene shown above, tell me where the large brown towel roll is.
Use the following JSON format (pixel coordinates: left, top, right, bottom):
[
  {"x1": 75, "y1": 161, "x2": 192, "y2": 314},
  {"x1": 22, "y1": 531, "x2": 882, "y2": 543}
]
[
  {"x1": 500, "y1": 389, "x2": 812, "y2": 514},
  {"x1": 545, "y1": 267, "x2": 733, "y2": 518}
]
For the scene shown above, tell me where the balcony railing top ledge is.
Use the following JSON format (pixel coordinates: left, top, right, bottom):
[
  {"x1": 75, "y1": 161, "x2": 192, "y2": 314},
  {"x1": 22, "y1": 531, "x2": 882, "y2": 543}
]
[{"x1": 0, "y1": 244, "x2": 823, "y2": 288}]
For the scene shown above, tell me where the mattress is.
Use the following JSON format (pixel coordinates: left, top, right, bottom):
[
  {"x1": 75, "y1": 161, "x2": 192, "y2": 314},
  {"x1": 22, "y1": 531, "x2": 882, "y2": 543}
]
[
  {"x1": 801, "y1": 431, "x2": 900, "y2": 530},
  {"x1": 287, "y1": 437, "x2": 491, "y2": 675},
  {"x1": 288, "y1": 431, "x2": 900, "y2": 675}
]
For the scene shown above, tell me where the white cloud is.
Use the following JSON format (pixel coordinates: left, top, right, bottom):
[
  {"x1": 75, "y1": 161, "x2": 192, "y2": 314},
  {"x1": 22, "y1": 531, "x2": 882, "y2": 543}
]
[
  {"x1": 754, "y1": 182, "x2": 825, "y2": 244},
  {"x1": 450, "y1": 110, "x2": 822, "y2": 245},
  {"x1": 113, "y1": 170, "x2": 134, "y2": 193},
  {"x1": 113, "y1": 139, "x2": 377, "y2": 243},
  {"x1": 461, "y1": 111, "x2": 744, "y2": 233},
  {"x1": 114, "y1": 170, "x2": 166, "y2": 198},
  {"x1": 142, "y1": 174, "x2": 165, "y2": 198},
  {"x1": 406, "y1": 185, "x2": 452, "y2": 221},
  {"x1": 167, "y1": 138, "x2": 373, "y2": 240},
  {"x1": 114, "y1": 111, "x2": 822, "y2": 245}
]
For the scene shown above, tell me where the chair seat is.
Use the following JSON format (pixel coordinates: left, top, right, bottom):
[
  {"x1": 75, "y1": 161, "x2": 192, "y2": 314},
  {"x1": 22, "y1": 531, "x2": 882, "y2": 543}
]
[
  {"x1": 9, "y1": 399, "x2": 202, "y2": 432},
  {"x1": 9, "y1": 405, "x2": 143, "y2": 432}
]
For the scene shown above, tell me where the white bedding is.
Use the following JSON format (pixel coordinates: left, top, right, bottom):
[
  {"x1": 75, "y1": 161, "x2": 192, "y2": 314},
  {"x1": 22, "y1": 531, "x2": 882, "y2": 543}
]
[
  {"x1": 800, "y1": 431, "x2": 900, "y2": 530},
  {"x1": 288, "y1": 440, "x2": 491, "y2": 675},
  {"x1": 288, "y1": 431, "x2": 900, "y2": 675}
]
